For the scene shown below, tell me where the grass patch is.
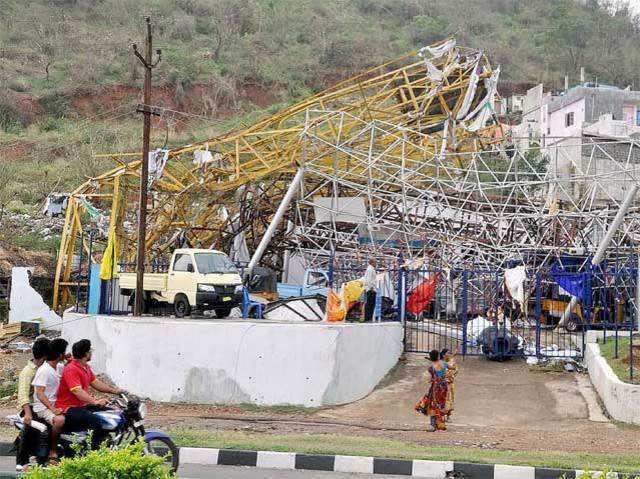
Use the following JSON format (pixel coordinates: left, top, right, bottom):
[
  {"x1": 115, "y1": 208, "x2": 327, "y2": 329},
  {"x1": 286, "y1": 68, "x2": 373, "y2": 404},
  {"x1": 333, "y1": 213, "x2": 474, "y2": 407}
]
[
  {"x1": 599, "y1": 335, "x2": 640, "y2": 385},
  {"x1": 170, "y1": 429, "x2": 640, "y2": 473},
  {"x1": 11, "y1": 233, "x2": 60, "y2": 253}
]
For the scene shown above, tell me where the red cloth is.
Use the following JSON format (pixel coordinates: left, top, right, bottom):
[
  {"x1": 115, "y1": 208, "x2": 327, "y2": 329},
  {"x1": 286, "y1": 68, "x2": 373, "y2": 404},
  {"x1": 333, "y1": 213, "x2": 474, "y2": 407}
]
[
  {"x1": 406, "y1": 274, "x2": 439, "y2": 314},
  {"x1": 56, "y1": 359, "x2": 96, "y2": 412}
]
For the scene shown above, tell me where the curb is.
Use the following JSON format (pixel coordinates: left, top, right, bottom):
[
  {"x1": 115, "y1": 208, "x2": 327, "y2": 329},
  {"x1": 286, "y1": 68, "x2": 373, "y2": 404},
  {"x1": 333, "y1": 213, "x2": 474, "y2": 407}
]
[
  {"x1": 179, "y1": 447, "x2": 638, "y2": 478},
  {"x1": 1, "y1": 441, "x2": 637, "y2": 478}
]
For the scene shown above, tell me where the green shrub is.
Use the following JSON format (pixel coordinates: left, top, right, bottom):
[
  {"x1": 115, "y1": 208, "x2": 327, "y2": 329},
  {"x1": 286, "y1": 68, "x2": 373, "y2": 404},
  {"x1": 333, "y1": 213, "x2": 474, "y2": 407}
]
[
  {"x1": 39, "y1": 117, "x2": 63, "y2": 132},
  {"x1": 6, "y1": 199, "x2": 28, "y2": 214},
  {"x1": 24, "y1": 441, "x2": 175, "y2": 479},
  {"x1": 0, "y1": 97, "x2": 26, "y2": 132},
  {"x1": 39, "y1": 93, "x2": 71, "y2": 119}
]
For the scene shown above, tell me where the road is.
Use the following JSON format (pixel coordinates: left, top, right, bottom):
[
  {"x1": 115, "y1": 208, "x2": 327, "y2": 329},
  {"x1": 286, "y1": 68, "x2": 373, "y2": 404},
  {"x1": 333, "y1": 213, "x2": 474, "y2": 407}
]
[{"x1": 0, "y1": 457, "x2": 407, "y2": 478}]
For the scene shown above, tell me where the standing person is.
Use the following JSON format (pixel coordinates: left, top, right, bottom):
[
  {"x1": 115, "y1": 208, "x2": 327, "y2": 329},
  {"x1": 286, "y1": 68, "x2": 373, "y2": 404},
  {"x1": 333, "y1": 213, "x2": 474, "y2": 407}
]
[
  {"x1": 362, "y1": 258, "x2": 377, "y2": 322},
  {"x1": 441, "y1": 349, "x2": 458, "y2": 419},
  {"x1": 31, "y1": 338, "x2": 68, "y2": 464},
  {"x1": 15, "y1": 337, "x2": 50, "y2": 471},
  {"x1": 414, "y1": 349, "x2": 449, "y2": 431},
  {"x1": 56, "y1": 339, "x2": 124, "y2": 450}
]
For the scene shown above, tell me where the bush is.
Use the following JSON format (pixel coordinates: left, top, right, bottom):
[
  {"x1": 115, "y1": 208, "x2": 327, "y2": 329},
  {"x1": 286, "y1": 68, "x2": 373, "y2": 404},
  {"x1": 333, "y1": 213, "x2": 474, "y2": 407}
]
[
  {"x1": 39, "y1": 117, "x2": 63, "y2": 132},
  {"x1": 24, "y1": 441, "x2": 175, "y2": 479},
  {"x1": 39, "y1": 93, "x2": 71, "y2": 119},
  {"x1": 0, "y1": 96, "x2": 26, "y2": 132}
]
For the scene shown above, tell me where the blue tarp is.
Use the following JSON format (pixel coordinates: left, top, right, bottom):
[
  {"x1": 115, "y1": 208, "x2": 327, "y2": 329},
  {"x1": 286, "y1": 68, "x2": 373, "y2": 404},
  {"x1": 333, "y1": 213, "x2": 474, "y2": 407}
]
[{"x1": 550, "y1": 263, "x2": 588, "y2": 301}]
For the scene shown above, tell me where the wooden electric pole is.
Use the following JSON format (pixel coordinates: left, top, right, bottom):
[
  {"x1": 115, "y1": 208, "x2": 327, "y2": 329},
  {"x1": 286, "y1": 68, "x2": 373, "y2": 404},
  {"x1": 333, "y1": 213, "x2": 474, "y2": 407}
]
[{"x1": 132, "y1": 17, "x2": 161, "y2": 316}]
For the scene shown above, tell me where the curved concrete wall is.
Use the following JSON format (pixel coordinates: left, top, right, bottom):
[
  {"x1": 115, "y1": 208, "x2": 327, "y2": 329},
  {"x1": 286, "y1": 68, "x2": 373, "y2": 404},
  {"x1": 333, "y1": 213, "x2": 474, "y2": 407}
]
[
  {"x1": 61, "y1": 313, "x2": 403, "y2": 407},
  {"x1": 585, "y1": 342, "x2": 640, "y2": 425}
]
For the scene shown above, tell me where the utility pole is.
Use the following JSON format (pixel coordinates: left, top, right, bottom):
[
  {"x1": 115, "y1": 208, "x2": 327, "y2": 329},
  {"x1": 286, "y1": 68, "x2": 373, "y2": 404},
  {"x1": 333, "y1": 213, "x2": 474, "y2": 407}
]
[{"x1": 132, "y1": 17, "x2": 161, "y2": 316}]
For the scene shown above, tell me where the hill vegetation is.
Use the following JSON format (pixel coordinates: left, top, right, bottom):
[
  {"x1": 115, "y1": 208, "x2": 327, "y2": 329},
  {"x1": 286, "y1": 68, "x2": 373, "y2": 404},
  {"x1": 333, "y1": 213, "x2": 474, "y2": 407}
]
[{"x1": 1, "y1": 0, "x2": 640, "y2": 247}]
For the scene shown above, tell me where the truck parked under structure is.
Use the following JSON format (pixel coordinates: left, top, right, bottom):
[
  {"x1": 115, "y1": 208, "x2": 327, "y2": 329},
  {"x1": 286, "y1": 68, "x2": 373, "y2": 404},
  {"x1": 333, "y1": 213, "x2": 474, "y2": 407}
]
[{"x1": 119, "y1": 248, "x2": 243, "y2": 318}]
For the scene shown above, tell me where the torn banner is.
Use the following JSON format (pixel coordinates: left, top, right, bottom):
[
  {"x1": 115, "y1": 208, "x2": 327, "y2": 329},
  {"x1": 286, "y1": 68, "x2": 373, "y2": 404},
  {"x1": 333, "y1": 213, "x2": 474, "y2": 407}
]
[
  {"x1": 550, "y1": 263, "x2": 589, "y2": 301},
  {"x1": 406, "y1": 274, "x2": 439, "y2": 315}
]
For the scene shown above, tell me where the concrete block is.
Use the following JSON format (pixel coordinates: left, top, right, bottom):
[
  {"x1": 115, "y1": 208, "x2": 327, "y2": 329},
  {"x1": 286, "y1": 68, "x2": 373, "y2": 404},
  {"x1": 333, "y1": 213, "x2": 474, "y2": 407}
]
[{"x1": 61, "y1": 312, "x2": 403, "y2": 407}]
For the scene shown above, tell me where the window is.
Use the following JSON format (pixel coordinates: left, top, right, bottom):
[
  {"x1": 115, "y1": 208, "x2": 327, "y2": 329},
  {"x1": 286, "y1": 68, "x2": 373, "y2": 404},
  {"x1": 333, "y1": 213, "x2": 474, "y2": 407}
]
[
  {"x1": 173, "y1": 254, "x2": 193, "y2": 272},
  {"x1": 636, "y1": 109, "x2": 640, "y2": 126},
  {"x1": 547, "y1": 127, "x2": 551, "y2": 135},
  {"x1": 565, "y1": 111, "x2": 574, "y2": 127},
  {"x1": 194, "y1": 253, "x2": 237, "y2": 274}
]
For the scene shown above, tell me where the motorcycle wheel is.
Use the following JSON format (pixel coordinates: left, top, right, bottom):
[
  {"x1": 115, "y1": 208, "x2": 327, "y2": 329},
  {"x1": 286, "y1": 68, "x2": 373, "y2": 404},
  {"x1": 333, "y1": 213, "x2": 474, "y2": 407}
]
[{"x1": 144, "y1": 436, "x2": 180, "y2": 473}]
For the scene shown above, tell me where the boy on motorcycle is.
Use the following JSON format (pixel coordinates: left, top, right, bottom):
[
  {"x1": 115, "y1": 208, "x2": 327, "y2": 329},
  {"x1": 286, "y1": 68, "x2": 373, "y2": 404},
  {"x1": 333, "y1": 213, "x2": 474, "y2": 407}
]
[
  {"x1": 32, "y1": 338, "x2": 68, "y2": 465},
  {"x1": 56, "y1": 339, "x2": 124, "y2": 450},
  {"x1": 15, "y1": 337, "x2": 50, "y2": 471}
]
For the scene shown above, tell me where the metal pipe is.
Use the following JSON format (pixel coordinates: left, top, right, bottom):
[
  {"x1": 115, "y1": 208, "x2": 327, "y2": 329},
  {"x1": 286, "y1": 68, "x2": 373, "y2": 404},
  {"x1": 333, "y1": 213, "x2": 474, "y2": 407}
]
[
  {"x1": 636, "y1": 252, "x2": 640, "y2": 333},
  {"x1": 558, "y1": 183, "x2": 639, "y2": 327},
  {"x1": 246, "y1": 167, "x2": 304, "y2": 277}
]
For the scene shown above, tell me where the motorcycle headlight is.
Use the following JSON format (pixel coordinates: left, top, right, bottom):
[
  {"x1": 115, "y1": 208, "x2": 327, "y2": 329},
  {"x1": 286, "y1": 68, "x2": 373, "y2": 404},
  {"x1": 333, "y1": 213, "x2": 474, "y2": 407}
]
[
  {"x1": 198, "y1": 284, "x2": 216, "y2": 292},
  {"x1": 234, "y1": 284, "x2": 243, "y2": 294},
  {"x1": 138, "y1": 403, "x2": 147, "y2": 420}
]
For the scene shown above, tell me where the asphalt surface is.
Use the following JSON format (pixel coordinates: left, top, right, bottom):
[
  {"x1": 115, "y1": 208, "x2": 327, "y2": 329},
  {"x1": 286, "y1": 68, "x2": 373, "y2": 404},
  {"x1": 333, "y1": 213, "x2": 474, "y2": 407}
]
[{"x1": 0, "y1": 456, "x2": 407, "y2": 478}]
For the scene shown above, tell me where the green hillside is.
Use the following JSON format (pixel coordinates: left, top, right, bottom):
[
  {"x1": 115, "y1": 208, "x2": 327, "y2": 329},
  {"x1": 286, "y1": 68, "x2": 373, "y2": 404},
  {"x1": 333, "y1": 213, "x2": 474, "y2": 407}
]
[{"x1": 1, "y1": 0, "x2": 639, "y2": 230}]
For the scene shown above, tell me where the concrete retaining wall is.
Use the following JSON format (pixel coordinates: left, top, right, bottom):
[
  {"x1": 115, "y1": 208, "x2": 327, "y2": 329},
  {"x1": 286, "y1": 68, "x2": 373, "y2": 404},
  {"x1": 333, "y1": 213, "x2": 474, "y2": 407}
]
[
  {"x1": 61, "y1": 312, "x2": 403, "y2": 407},
  {"x1": 584, "y1": 342, "x2": 640, "y2": 425}
]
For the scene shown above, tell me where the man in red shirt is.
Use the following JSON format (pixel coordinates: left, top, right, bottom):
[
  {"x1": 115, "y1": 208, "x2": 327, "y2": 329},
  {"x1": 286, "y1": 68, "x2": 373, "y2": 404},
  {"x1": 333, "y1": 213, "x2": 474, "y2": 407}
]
[{"x1": 56, "y1": 339, "x2": 123, "y2": 450}]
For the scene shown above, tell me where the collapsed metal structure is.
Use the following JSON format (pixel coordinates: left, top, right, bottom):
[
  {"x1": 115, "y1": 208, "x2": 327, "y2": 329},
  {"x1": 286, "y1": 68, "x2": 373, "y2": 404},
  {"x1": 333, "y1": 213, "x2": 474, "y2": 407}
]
[{"x1": 53, "y1": 38, "x2": 640, "y2": 310}]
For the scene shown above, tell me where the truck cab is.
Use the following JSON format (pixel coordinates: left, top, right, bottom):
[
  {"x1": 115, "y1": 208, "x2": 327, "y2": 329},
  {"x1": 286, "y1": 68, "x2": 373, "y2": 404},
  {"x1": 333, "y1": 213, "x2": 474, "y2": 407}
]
[{"x1": 170, "y1": 249, "x2": 243, "y2": 316}]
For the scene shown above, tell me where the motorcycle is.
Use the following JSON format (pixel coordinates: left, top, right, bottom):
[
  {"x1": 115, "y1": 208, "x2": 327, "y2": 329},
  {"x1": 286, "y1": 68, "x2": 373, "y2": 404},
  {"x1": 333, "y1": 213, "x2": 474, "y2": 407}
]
[{"x1": 8, "y1": 393, "x2": 179, "y2": 473}]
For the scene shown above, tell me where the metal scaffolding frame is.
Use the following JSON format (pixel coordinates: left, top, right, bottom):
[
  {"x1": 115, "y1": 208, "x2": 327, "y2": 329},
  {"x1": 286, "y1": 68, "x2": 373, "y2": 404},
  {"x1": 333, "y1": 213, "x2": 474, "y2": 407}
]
[{"x1": 53, "y1": 37, "x2": 640, "y2": 311}]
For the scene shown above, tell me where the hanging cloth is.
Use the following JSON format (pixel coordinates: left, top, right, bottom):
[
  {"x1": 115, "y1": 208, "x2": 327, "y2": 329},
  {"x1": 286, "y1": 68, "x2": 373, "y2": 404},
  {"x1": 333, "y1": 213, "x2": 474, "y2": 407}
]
[
  {"x1": 406, "y1": 273, "x2": 440, "y2": 315},
  {"x1": 100, "y1": 226, "x2": 119, "y2": 280}
]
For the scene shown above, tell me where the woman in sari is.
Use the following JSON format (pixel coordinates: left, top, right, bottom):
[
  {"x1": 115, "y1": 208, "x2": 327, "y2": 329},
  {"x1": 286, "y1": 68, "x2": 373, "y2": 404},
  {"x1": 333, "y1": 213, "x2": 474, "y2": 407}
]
[
  {"x1": 415, "y1": 349, "x2": 449, "y2": 431},
  {"x1": 441, "y1": 348, "x2": 458, "y2": 419}
]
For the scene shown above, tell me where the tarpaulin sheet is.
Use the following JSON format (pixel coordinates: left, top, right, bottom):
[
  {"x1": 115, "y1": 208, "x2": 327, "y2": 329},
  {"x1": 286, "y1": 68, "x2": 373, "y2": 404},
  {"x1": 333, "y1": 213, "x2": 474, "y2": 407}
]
[
  {"x1": 325, "y1": 289, "x2": 345, "y2": 322},
  {"x1": 550, "y1": 263, "x2": 588, "y2": 301},
  {"x1": 406, "y1": 273, "x2": 439, "y2": 314}
]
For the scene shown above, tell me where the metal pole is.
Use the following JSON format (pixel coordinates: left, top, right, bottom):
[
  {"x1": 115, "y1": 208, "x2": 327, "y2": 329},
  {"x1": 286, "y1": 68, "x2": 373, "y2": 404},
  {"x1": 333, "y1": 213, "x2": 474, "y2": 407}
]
[
  {"x1": 636, "y1": 252, "x2": 640, "y2": 334},
  {"x1": 246, "y1": 167, "x2": 304, "y2": 277},
  {"x1": 132, "y1": 17, "x2": 161, "y2": 316},
  {"x1": 559, "y1": 183, "x2": 639, "y2": 327}
]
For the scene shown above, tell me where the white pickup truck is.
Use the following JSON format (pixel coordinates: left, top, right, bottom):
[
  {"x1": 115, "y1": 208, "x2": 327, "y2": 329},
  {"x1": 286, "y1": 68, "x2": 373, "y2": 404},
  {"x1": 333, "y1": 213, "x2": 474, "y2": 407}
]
[{"x1": 119, "y1": 248, "x2": 243, "y2": 318}]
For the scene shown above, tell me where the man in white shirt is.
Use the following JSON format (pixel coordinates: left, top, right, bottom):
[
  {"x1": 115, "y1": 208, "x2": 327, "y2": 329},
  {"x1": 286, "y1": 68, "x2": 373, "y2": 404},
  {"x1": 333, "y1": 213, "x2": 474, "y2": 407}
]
[
  {"x1": 362, "y1": 259, "x2": 377, "y2": 322},
  {"x1": 32, "y1": 338, "x2": 67, "y2": 464}
]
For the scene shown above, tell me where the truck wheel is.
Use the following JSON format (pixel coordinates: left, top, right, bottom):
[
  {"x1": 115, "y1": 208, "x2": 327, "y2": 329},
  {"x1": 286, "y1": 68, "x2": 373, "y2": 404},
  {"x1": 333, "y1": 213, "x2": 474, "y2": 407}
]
[
  {"x1": 215, "y1": 307, "x2": 232, "y2": 318},
  {"x1": 174, "y1": 295, "x2": 191, "y2": 318},
  {"x1": 564, "y1": 313, "x2": 581, "y2": 333}
]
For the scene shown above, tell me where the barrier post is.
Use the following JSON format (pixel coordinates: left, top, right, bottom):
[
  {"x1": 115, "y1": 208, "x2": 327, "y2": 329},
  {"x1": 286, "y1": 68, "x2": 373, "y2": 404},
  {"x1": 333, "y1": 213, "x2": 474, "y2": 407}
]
[
  {"x1": 461, "y1": 269, "x2": 468, "y2": 357},
  {"x1": 535, "y1": 271, "x2": 542, "y2": 358}
]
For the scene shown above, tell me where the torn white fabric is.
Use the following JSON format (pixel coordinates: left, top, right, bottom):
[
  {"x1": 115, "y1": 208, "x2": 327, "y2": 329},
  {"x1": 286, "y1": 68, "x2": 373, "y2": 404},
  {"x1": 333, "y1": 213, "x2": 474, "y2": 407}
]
[
  {"x1": 418, "y1": 39, "x2": 456, "y2": 82},
  {"x1": 193, "y1": 149, "x2": 214, "y2": 166},
  {"x1": 462, "y1": 66, "x2": 501, "y2": 131},
  {"x1": 9, "y1": 267, "x2": 62, "y2": 331},
  {"x1": 455, "y1": 60, "x2": 481, "y2": 120},
  {"x1": 229, "y1": 231, "x2": 250, "y2": 264},
  {"x1": 504, "y1": 265, "x2": 526, "y2": 308},
  {"x1": 148, "y1": 149, "x2": 169, "y2": 187}
]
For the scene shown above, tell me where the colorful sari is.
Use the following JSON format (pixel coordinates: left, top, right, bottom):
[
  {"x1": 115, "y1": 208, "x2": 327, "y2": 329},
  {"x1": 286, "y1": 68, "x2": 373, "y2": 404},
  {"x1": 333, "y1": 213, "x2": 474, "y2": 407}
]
[
  {"x1": 414, "y1": 363, "x2": 449, "y2": 430},
  {"x1": 444, "y1": 358, "x2": 458, "y2": 418}
]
